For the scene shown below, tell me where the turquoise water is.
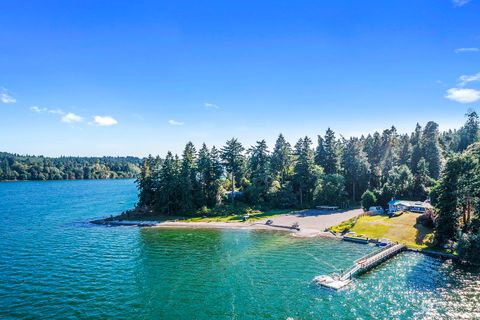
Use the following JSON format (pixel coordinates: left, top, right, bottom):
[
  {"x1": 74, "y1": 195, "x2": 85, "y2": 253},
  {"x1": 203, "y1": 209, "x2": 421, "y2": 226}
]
[{"x1": 0, "y1": 180, "x2": 479, "y2": 319}]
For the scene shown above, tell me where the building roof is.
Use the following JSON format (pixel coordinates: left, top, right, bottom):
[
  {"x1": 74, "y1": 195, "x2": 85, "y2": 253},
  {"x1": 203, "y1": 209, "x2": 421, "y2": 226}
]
[{"x1": 388, "y1": 199, "x2": 433, "y2": 209}]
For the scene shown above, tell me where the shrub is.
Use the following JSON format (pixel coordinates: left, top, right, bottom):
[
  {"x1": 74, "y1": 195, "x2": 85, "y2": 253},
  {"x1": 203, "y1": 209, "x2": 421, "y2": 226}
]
[
  {"x1": 416, "y1": 209, "x2": 436, "y2": 228},
  {"x1": 423, "y1": 232, "x2": 435, "y2": 246},
  {"x1": 361, "y1": 189, "x2": 377, "y2": 211},
  {"x1": 329, "y1": 217, "x2": 356, "y2": 234}
]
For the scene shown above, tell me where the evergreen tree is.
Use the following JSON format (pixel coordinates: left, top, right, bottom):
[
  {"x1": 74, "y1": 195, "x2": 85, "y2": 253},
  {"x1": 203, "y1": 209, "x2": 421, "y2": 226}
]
[
  {"x1": 314, "y1": 136, "x2": 327, "y2": 167},
  {"x1": 314, "y1": 173, "x2": 346, "y2": 206},
  {"x1": 379, "y1": 127, "x2": 399, "y2": 183},
  {"x1": 270, "y1": 134, "x2": 292, "y2": 186},
  {"x1": 364, "y1": 132, "x2": 382, "y2": 188},
  {"x1": 385, "y1": 165, "x2": 414, "y2": 199},
  {"x1": 293, "y1": 137, "x2": 320, "y2": 206},
  {"x1": 341, "y1": 138, "x2": 370, "y2": 201},
  {"x1": 221, "y1": 138, "x2": 245, "y2": 203},
  {"x1": 197, "y1": 144, "x2": 223, "y2": 207},
  {"x1": 248, "y1": 140, "x2": 270, "y2": 187},
  {"x1": 179, "y1": 142, "x2": 198, "y2": 212},
  {"x1": 136, "y1": 155, "x2": 155, "y2": 208},
  {"x1": 155, "y1": 152, "x2": 182, "y2": 214},
  {"x1": 397, "y1": 134, "x2": 411, "y2": 167},
  {"x1": 422, "y1": 121, "x2": 442, "y2": 179},
  {"x1": 434, "y1": 155, "x2": 464, "y2": 245},
  {"x1": 314, "y1": 128, "x2": 339, "y2": 174},
  {"x1": 410, "y1": 123, "x2": 423, "y2": 173},
  {"x1": 245, "y1": 140, "x2": 271, "y2": 204},
  {"x1": 459, "y1": 110, "x2": 479, "y2": 151},
  {"x1": 412, "y1": 157, "x2": 431, "y2": 199}
]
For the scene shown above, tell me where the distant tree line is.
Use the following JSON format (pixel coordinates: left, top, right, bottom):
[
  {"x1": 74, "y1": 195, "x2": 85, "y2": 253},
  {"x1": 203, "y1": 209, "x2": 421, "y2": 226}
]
[
  {"x1": 0, "y1": 153, "x2": 142, "y2": 181},
  {"x1": 137, "y1": 112, "x2": 479, "y2": 221}
]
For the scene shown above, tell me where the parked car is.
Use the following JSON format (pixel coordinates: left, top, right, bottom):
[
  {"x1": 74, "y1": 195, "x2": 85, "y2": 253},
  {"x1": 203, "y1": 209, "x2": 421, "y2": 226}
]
[
  {"x1": 369, "y1": 206, "x2": 385, "y2": 215},
  {"x1": 265, "y1": 219, "x2": 273, "y2": 225}
]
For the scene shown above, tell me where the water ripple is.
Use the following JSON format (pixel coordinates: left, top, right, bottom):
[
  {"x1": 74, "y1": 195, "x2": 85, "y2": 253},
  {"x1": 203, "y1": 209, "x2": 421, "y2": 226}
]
[{"x1": 1, "y1": 180, "x2": 479, "y2": 319}]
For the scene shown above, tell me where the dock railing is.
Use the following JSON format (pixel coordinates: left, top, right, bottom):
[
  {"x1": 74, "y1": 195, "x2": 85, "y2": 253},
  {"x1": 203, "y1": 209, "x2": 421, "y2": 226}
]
[
  {"x1": 354, "y1": 243, "x2": 394, "y2": 264},
  {"x1": 339, "y1": 243, "x2": 405, "y2": 281}
]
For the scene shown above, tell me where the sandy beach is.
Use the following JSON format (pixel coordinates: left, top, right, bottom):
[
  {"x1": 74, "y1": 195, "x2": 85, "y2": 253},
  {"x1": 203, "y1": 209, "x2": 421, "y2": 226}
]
[{"x1": 151, "y1": 208, "x2": 363, "y2": 237}]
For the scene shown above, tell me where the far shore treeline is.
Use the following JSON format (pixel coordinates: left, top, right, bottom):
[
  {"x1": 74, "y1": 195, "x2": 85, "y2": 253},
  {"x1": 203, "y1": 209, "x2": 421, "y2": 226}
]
[
  {"x1": 137, "y1": 111, "x2": 480, "y2": 263},
  {"x1": 0, "y1": 153, "x2": 142, "y2": 181}
]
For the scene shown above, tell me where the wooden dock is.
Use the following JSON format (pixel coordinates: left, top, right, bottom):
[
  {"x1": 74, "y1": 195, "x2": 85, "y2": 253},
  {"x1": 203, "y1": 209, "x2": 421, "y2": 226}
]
[{"x1": 314, "y1": 243, "x2": 406, "y2": 290}]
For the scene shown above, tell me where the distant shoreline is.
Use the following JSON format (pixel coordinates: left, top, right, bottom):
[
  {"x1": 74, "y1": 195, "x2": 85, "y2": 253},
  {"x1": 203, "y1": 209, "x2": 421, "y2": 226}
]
[{"x1": 0, "y1": 177, "x2": 136, "y2": 183}]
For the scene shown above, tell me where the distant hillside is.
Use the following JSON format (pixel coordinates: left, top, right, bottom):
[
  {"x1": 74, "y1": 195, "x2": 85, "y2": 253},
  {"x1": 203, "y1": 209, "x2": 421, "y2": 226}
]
[{"x1": 0, "y1": 152, "x2": 142, "y2": 181}]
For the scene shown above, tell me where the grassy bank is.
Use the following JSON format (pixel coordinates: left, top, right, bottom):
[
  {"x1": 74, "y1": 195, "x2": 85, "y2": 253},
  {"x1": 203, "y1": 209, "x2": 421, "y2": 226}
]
[
  {"x1": 180, "y1": 209, "x2": 292, "y2": 222},
  {"x1": 329, "y1": 212, "x2": 434, "y2": 249}
]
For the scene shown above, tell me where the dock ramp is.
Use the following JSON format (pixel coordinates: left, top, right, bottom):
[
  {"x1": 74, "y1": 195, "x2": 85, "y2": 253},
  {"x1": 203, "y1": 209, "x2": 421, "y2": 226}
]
[{"x1": 314, "y1": 243, "x2": 406, "y2": 290}]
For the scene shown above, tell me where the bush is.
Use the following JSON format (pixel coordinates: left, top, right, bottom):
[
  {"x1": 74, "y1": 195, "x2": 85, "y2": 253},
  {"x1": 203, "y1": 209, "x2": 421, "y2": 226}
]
[
  {"x1": 416, "y1": 209, "x2": 436, "y2": 228},
  {"x1": 361, "y1": 189, "x2": 377, "y2": 211},
  {"x1": 329, "y1": 217, "x2": 356, "y2": 234}
]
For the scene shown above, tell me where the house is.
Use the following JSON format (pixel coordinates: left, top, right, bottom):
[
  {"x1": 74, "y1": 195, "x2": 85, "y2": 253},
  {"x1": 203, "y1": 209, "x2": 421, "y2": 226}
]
[
  {"x1": 225, "y1": 191, "x2": 243, "y2": 200},
  {"x1": 388, "y1": 199, "x2": 433, "y2": 214}
]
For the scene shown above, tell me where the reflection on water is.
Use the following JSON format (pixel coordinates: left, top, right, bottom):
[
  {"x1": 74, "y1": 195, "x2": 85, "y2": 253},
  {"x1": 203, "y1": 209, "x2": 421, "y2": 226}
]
[{"x1": 0, "y1": 180, "x2": 479, "y2": 320}]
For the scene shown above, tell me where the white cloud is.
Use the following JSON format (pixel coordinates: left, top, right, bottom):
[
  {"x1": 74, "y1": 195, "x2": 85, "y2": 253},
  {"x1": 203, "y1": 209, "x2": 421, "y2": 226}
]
[
  {"x1": 30, "y1": 106, "x2": 85, "y2": 124},
  {"x1": 48, "y1": 109, "x2": 64, "y2": 115},
  {"x1": 30, "y1": 105, "x2": 65, "y2": 114},
  {"x1": 168, "y1": 119, "x2": 184, "y2": 126},
  {"x1": 204, "y1": 102, "x2": 219, "y2": 109},
  {"x1": 1, "y1": 88, "x2": 16, "y2": 104},
  {"x1": 62, "y1": 112, "x2": 83, "y2": 123},
  {"x1": 458, "y1": 72, "x2": 480, "y2": 86},
  {"x1": 455, "y1": 47, "x2": 479, "y2": 53},
  {"x1": 452, "y1": 0, "x2": 471, "y2": 6},
  {"x1": 93, "y1": 115, "x2": 118, "y2": 126},
  {"x1": 445, "y1": 88, "x2": 480, "y2": 103},
  {"x1": 30, "y1": 106, "x2": 46, "y2": 113}
]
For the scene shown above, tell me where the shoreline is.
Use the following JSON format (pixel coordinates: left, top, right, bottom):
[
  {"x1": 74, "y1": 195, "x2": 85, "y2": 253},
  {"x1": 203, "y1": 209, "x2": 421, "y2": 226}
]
[
  {"x1": 91, "y1": 208, "x2": 363, "y2": 238},
  {"x1": 149, "y1": 220, "x2": 340, "y2": 238},
  {"x1": 0, "y1": 177, "x2": 136, "y2": 183},
  {"x1": 91, "y1": 211, "x2": 461, "y2": 262}
]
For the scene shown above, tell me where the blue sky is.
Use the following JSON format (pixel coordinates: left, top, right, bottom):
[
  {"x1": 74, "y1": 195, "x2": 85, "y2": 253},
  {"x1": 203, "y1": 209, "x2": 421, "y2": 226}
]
[{"x1": 1, "y1": 0, "x2": 479, "y2": 157}]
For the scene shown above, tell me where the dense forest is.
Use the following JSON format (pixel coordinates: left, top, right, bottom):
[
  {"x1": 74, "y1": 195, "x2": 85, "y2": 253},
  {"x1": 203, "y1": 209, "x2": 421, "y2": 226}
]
[
  {"x1": 0, "y1": 153, "x2": 142, "y2": 181},
  {"x1": 136, "y1": 111, "x2": 480, "y2": 261}
]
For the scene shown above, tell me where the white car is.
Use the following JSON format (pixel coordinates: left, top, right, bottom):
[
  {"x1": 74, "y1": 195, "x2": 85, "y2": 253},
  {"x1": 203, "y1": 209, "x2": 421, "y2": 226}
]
[{"x1": 369, "y1": 206, "x2": 385, "y2": 214}]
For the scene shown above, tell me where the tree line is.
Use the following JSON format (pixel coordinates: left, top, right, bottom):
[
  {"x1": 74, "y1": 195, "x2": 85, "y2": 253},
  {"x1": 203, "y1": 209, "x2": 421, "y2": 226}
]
[
  {"x1": 0, "y1": 153, "x2": 142, "y2": 181},
  {"x1": 137, "y1": 112, "x2": 479, "y2": 217},
  {"x1": 433, "y1": 140, "x2": 480, "y2": 263}
]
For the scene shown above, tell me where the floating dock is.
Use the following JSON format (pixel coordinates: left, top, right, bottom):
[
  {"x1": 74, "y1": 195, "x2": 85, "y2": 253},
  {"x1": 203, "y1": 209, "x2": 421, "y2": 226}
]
[{"x1": 314, "y1": 243, "x2": 406, "y2": 290}]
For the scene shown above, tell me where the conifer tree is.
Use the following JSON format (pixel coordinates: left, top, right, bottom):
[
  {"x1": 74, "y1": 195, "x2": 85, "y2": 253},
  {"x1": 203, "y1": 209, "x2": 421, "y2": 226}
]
[
  {"x1": 270, "y1": 134, "x2": 292, "y2": 186},
  {"x1": 422, "y1": 121, "x2": 442, "y2": 179},
  {"x1": 221, "y1": 138, "x2": 245, "y2": 203},
  {"x1": 322, "y1": 128, "x2": 339, "y2": 174},
  {"x1": 293, "y1": 137, "x2": 319, "y2": 206},
  {"x1": 342, "y1": 138, "x2": 370, "y2": 201},
  {"x1": 180, "y1": 142, "x2": 198, "y2": 211}
]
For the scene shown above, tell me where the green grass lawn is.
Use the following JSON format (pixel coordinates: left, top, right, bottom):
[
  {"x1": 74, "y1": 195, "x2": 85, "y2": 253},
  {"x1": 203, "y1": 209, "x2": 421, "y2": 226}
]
[
  {"x1": 180, "y1": 209, "x2": 293, "y2": 223},
  {"x1": 330, "y1": 212, "x2": 434, "y2": 249}
]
